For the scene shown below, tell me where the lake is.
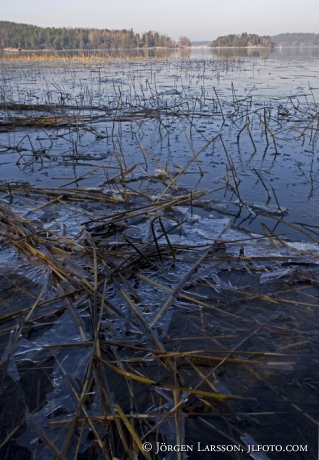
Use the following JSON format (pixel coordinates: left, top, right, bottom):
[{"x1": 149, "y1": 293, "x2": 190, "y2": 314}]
[
  {"x1": 0, "y1": 47, "x2": 319, "y2": 459},
  {"x1": 1, "y1": 47, "x2": 319, "y2": 240}
]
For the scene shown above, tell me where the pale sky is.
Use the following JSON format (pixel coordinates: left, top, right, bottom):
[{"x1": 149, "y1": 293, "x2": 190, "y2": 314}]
[{"x1": 1, "y1": 0, "x2": 319, "y2": 41}]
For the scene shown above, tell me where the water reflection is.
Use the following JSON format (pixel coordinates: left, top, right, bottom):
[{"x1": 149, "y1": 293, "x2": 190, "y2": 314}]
[
  {"x1": 272, "y1": 45, "x2": 319, "y2": 59},
  {"x1": 2, "y1": 46, "x2": 319, "y2": 61},
  {"x1": 208, "y1": 45, "x2": 319, "y2": 61},
  {"x1": 210, "y1": 46, "x2": 273, "y2": 59}
]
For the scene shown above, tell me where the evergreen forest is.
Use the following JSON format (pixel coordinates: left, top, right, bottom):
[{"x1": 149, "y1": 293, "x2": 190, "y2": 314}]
[
  {"x1": 0, "y1": 21, "x2": 174, "y2": 50},
  {"x1": 271, "y1": 33, "x2": 319, "y2": 47},
  {"x1": 210, "y1": 33, "x2": 274, "y2": 47}
]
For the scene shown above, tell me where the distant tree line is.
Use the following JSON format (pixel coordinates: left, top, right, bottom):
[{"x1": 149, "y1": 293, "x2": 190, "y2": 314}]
[
  {"x1": 0, "y1": 21, "x2": 174, "y2": 50},
  {"x1": 271, "y1": 33, "x2": 319, "y2": 47},
  {"x1": 211, "y1": 33, "x2": 274, "y2": 48}
]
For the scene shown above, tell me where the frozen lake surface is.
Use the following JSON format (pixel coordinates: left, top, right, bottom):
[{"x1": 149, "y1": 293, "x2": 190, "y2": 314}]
[
  {"x1": 1, "y1": 47, "x2": 319, "y2": 240},
  {"x1": 0, "y1": 48, "x2": 319, "y2": 459}
]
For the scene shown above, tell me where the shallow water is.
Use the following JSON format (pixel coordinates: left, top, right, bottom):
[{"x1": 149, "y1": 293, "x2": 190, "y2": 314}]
[
  {"x1": 1, "y1": 48, "x2": 319, "y2": 241},
  {"x1": 0, "y1": 48, "x2": 319, "y2": 459}
]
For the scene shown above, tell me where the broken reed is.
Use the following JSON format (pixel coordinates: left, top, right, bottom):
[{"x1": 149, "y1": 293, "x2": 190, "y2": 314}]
[{"x1": 1, "y1": 180, "x2": 318, "y2": 459}]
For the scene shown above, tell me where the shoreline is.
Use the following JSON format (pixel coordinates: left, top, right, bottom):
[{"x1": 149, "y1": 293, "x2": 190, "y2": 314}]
[
  {"x1": 1, "y1": 45, "x2": 190, "y2": 53},
  {"x1": 3, "y1": 45, "x2": 319, "y2": 53}
]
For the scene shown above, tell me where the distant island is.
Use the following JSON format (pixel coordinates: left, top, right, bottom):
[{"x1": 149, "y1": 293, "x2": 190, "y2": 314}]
[
  {"x1": 210, "y1": 32, "x2": 319, "y2": 48},
  {"x1": 0, "y1": 21, "x2": 191, "y2": 50},
  {"x1": 210, "y1": 33, "x2": 274, "y2": 48},
  {"x1": 271, "y1": 33, "x2": 319, "y2": 47}
]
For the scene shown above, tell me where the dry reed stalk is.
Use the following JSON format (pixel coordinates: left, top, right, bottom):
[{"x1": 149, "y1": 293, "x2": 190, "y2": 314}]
[{"x1": 252, "y1": 167, "x2": 271, "y2": 199}]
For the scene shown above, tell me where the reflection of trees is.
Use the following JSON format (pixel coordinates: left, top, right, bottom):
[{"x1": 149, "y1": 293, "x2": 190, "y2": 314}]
[
  {"x1": 274, "y1": 46, "x2": 319, "y2": 60},
  {"x1": 180, "y1": 48, "x2": 191, "y2": 59},
  {"x1": 210, "y1": 46, "x2": 319, "y2": 60},
  {"x1": 211, "y1": 47, "x2": 273, "y2": 59}
]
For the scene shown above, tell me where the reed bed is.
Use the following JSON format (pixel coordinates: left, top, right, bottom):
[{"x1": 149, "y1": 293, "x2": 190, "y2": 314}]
[{"x1": 0, "y1": 50, "x2": 177, "y2": 63}]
